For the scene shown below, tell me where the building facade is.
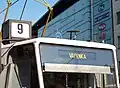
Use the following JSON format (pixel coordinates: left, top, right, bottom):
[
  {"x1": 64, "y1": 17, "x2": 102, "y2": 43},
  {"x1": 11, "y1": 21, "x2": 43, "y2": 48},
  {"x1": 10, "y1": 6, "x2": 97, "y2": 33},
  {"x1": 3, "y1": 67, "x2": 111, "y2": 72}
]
[
  {"x1": 93, "y1": 0, "x2": 113, "y2": 44},
  {"x1": 32, "y1": 0, "x2": 113, "y2": 44},
  {"x1": 112, "y1": 0, "x2": 120, "y2": 75}
]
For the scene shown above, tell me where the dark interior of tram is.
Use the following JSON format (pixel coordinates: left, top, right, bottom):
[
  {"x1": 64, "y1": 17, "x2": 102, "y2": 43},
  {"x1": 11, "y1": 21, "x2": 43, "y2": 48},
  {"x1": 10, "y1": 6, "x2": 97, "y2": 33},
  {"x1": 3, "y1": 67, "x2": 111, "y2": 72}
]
[
  {"x1": 43, "y1": 72, "x2": 89, "y2": 88},
  {"x1": 8, "y1": 44, "x2": 39, "y2": 88}
]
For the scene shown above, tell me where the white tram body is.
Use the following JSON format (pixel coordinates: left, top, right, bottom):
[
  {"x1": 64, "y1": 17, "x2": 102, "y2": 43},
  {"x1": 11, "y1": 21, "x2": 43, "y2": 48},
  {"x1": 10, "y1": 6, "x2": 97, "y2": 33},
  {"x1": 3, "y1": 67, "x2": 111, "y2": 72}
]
[{"x1": 0, "y1": 38, "x2": 119, "y2": 88}]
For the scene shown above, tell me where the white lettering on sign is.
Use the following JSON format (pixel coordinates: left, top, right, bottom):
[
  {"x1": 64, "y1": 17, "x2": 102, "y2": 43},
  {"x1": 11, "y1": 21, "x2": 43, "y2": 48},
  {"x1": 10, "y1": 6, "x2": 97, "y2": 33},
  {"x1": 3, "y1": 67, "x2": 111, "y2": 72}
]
[
  {"x1": 69, "y1": 53, "x2": 87, "y2": 59},
  {"x1": 11, "y1": 22, "x2": 30, "y2": 38}
]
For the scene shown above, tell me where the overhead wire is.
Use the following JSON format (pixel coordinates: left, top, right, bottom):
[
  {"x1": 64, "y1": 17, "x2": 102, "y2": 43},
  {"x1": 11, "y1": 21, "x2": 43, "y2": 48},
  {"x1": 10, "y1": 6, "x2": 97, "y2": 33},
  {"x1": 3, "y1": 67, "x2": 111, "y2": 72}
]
[
  {"x1": 35, "y1": 0, "x2": 49, "y2": 7},
  {"x1": 43, "y1": 0, "x2": 48, "y2": 4},
  {"x1": 20, "y1": 0, "x2": 28, "y2": 20},
  {"x1": 0, "y1": 0, "x2": 19, "y2": 15}
]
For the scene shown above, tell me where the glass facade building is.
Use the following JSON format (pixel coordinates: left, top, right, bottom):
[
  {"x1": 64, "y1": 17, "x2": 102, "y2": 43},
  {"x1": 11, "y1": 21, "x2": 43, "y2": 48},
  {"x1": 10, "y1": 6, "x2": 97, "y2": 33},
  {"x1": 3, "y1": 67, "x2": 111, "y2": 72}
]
[{"x1": 32, "y1": 0, "x2": 113, "y2": 44}]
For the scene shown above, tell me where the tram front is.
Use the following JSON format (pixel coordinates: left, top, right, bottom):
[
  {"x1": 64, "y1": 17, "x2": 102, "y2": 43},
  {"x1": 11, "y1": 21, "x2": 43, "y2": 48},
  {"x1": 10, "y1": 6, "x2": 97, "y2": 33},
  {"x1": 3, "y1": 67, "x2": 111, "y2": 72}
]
[{"x1": 36, "y1": 38, "x2": 119, "y2": 88}]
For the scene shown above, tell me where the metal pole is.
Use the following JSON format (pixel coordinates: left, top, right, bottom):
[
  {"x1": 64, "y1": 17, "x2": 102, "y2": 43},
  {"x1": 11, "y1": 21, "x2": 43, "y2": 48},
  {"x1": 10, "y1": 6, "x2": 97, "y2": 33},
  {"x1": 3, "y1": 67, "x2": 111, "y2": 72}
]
[
  {"x1": 90, "y1": 0, "x2": 94, "y2": 41},
  {"x1": 65, "y1": 73, "x2": 68, "y2": 88},
  {"x1": 70, "y1": 32, "x2": 72, "y2": 40},
  {"x1": 111, "y1": 0, "x2": 115, "y2": 45}
]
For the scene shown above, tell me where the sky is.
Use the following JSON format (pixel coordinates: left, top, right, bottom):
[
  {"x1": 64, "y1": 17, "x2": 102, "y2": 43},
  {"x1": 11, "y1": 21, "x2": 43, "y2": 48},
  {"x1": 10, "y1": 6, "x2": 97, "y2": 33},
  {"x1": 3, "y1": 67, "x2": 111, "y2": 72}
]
[{"x1": 0, "y1": 0, "x2": 59, "y2": 28}]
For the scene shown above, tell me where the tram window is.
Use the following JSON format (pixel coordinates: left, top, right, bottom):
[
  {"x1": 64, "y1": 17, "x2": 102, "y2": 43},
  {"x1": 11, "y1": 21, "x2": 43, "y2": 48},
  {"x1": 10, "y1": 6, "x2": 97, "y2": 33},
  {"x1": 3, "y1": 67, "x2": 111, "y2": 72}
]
[
  {"x1": 40, "y1": 43, "x2": 113, "y2": 66},
  {"x1": 43, "y1": 72, "x2": 90, "y2": 88},
  {"x1": 8, "y1": 43, "x2": 39, "y2": 88}
]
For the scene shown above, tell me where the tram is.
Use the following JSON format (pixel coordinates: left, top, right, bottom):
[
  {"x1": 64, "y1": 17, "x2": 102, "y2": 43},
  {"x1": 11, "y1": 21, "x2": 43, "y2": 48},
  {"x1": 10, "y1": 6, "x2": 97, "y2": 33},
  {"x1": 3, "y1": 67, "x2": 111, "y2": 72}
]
[{"x1": 0, "y1": 37, "x2": 119, "y2": 88}]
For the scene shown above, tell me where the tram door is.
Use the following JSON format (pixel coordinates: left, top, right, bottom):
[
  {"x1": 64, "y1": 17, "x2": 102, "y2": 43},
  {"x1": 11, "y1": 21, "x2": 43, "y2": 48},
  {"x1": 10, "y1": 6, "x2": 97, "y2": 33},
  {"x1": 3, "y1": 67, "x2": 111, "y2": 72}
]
[{"x1": 43, "y1": 72, "x2": 93, "y2": 88}]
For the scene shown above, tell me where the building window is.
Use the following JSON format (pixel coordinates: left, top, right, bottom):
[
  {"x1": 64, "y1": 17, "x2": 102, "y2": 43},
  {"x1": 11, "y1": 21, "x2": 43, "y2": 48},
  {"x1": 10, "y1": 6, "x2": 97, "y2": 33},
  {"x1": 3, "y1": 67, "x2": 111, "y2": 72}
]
[
  {"x1": 117, "y1": 11, "x2": 120, "y2": 24},
  {"x1": 118, "y1": 36, "x2": 120, "y2": 48}
]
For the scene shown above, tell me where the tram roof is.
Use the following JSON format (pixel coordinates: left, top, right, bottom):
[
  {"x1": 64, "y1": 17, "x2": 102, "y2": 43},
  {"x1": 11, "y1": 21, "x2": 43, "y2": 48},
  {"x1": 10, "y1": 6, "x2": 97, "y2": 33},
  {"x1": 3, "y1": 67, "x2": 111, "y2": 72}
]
[{"x1": 1, "y1": 37, "x2": 116, "y2": 50}]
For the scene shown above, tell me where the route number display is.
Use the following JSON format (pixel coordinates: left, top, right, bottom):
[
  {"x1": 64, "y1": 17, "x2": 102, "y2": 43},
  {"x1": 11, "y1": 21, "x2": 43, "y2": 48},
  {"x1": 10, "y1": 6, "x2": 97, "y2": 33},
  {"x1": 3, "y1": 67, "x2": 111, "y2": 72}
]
[{"x1": 11, "y1": 22, "x2": 30, "y2": 38}]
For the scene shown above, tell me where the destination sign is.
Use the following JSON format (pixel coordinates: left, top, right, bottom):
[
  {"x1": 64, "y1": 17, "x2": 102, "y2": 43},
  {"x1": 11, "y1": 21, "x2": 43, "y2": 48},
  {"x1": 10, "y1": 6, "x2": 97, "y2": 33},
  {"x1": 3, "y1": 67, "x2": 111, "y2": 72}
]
[
  {"x1": 40, "y1": 43, "x2": 113, "y2": 66},
  {"x1": 69, "y1": 53, "x2": 87, "y2": 59},
  {"x1": 58, "y1": 50, "x2": 96, "y2": 60}
]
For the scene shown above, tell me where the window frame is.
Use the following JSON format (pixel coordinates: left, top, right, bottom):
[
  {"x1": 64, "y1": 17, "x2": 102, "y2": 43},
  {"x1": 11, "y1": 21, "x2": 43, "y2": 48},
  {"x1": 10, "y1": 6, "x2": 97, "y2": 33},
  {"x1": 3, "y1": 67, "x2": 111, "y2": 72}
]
[{"x1": 116, "y1": 11, "x2": 120, "y2": 25}]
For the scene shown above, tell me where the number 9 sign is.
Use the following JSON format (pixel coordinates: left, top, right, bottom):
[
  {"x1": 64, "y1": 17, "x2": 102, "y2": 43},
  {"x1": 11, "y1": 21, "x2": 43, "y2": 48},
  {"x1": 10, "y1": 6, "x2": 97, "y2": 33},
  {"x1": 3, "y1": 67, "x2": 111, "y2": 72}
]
[
  {"x1": 17, "y1": 24, "x2": 23, "y2": 34},
  {"x1": 11, "y1": 22, "x2": 30, "y2": 38}
]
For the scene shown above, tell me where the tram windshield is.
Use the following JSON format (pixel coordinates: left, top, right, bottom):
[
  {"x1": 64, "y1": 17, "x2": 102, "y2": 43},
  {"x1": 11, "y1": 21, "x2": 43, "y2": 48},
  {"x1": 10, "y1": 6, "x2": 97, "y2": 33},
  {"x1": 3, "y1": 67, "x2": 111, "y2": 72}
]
[
  {"x1": 40, "y1": 43, "x2": 113, "y2": 66},
  {"x1": 39, "y1": 43, "x2": 117, "y2": 88}
]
